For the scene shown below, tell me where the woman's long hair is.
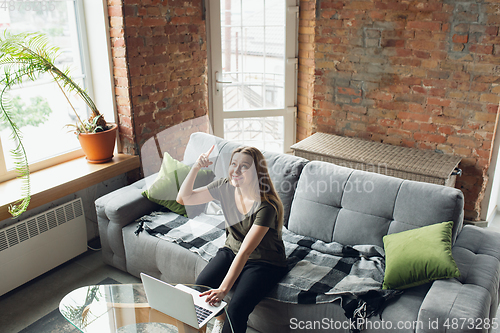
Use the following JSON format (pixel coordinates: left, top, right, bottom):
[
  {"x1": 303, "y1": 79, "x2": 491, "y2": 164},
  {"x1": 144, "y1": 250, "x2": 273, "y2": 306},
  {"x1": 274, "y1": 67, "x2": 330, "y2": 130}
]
[{"x1": 227, "y1": 147, "x2": 284, "y2": 236}]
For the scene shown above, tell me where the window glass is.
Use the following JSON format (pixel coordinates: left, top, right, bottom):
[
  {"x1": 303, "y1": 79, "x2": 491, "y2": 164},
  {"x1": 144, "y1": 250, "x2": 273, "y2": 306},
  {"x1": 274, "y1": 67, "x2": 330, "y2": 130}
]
[
  {"x1": 224, "y1": 117, "x2": 284, "y2": 153},
  {"x1": 0, "y1": 1, "x2": 88, "y2": 170},
  {"x1": 221, "y1": 0, "x2": 285, "y2": 112}
]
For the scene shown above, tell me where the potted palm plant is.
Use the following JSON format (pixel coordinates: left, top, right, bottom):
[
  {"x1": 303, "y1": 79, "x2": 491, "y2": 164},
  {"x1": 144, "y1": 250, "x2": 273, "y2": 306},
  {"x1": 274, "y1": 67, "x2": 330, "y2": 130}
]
[{"x1": 0, "y1": 31, "x2": 117, "y2": 217}]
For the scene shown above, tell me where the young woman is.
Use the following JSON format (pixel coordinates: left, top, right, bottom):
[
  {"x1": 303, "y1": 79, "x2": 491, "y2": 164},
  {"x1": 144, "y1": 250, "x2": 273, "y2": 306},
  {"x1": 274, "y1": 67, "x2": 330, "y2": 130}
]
[{"x1": 176, "y1": 145, "x2": 287, "y2": 333}]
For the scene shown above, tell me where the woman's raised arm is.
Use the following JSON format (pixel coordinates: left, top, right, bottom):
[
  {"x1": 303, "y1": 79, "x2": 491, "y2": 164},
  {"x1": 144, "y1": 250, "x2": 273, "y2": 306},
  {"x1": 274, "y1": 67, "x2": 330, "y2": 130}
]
[{"x1": 176, "y1": 145, "x2": 215, "y2": 206}]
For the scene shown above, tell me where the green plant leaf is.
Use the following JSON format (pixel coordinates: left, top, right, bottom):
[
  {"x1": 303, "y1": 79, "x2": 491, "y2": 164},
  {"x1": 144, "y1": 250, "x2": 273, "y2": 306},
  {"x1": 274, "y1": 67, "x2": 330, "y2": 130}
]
[
  {"x1": 0, "y1": 30, "x2": 104, "y2": 217},
  {"x1": 0, "y1": 87, "x2": 31, "y2": 217}
]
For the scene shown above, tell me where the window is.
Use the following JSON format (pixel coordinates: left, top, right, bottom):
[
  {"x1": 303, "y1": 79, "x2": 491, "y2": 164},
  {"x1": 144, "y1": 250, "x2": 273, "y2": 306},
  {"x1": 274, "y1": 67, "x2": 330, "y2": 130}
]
[
  {"x1": 0, "y1": 0, "x2": 115, "y2": 182},
  {"x1": 208, "y1": 0, "x2": 299, "y2": 153}
]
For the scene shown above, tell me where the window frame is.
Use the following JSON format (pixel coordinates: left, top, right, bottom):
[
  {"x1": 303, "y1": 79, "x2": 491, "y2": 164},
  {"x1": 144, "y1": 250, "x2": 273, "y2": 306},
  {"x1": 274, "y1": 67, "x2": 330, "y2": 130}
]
[
  {"x1": 207, "y1": 0, "x2": 299, "y2": 153},
  {"x1": 0, "y1": 0, "x2": 117, "y2": 183}
]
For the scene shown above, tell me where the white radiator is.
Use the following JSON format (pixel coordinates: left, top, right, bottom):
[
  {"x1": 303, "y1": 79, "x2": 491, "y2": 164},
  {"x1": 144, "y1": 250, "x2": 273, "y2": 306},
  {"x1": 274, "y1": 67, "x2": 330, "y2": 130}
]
[{"x1": 0, "y1": 198, "x2": 87, "y2": 296}]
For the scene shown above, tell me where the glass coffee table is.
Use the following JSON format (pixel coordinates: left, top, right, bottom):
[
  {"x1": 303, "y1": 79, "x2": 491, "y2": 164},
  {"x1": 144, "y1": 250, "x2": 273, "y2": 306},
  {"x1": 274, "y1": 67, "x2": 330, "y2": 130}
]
[{"x1": 59, "y1": 284, "x2": 209, "y2": 333}]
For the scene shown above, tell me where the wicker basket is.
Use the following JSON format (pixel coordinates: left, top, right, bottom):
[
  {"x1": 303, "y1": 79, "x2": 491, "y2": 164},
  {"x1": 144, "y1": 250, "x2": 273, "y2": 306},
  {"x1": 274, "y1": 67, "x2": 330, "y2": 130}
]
[{"x1": 291, "y1": 133, "x2": 462, "y2": 187}]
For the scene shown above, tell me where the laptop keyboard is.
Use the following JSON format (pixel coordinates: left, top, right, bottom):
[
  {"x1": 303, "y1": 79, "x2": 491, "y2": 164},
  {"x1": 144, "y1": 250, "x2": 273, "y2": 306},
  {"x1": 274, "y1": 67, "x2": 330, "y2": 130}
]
[{"x1": 195, "y1": 304, "x2": 213, "y2": 323}]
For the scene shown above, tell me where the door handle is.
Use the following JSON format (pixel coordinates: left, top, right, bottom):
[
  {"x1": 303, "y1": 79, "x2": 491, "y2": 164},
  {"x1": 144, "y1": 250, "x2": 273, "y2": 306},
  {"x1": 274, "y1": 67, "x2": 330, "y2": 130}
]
[
  {"x1": 215, "y1": 71, "x2": 232, "y2": 94},
  {"x1": 215, "y1": 71, "x2": 232, "y2": 84}
]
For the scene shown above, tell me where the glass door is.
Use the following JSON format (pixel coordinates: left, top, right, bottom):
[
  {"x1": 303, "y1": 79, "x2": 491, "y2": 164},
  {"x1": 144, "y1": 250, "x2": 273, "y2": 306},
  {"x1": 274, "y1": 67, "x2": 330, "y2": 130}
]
[{"x1": 208, "y1": 0, "x2": 298, "y2": 153}]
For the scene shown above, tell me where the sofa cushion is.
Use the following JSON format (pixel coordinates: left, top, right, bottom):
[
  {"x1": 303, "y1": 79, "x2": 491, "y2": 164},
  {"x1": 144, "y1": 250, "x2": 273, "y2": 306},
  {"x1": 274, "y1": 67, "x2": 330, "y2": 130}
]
[
  {"x1": 287, "y1": 161, "x2": 351, "y2": 242},
  {"x1": 365, "y1": 283, "x2": 431, "y2": 333},
  {"x1": 288, "y1": 162, "x2": 402, "y2": 246},
  {"x1": 382, "y1": 221, "x2": 460, "y2": 289},
  {"x1": 262, "y1": 151, "x2": 308, "y2": 227},
  {"x1": 334, "y1": 210, "x2": 391, "y2": 247},
  {"x1": 247, "y1": 283, "x2": 431, "y2": 333},
  {"x1": 288, "y1": 160, "x2": 465, "y2": 248},
  {"x1": 451, "y1": 225, "x2": 500, "y2": 318},
  {"x1": 389, "y1": 180, "x2": 464, "y2": 242},
  {"x1": 123, "y1": 222, "x2": 208, "y2": 282},
  {"x1": 142, "y1": 152, "x2": 214, "y2": 216},
  {"x1": 340, "y1": 170, "x2": 403, "y2": 220},
  {"x1": 333, "y1": 170, "x2": 402, "y2": 247}
]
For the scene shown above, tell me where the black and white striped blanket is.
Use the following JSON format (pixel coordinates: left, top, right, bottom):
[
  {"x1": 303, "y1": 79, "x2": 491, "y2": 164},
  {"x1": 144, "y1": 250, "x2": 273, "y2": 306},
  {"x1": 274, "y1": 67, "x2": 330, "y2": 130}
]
[{"x1": 135, "y1": 211, "x2": 401, "y2": 328}]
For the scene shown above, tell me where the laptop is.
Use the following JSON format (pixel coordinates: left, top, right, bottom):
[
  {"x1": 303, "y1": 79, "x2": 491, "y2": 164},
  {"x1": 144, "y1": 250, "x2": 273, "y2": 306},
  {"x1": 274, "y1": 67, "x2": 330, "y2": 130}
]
[{"x1": 140, "y1": 272, "x2": 227, "y2": 329}]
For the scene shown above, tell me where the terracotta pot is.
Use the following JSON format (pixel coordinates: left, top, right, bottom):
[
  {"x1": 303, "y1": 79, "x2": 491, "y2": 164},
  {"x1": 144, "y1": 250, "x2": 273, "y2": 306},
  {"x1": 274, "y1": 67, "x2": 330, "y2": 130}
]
[{"x1": 78, "y1": 123, "x2": 118, "y2": 164}]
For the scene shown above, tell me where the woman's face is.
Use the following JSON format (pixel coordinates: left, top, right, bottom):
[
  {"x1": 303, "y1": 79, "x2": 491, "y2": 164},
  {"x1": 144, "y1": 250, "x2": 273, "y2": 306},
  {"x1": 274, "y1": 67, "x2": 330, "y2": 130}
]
[{"x1": 229, "y1": 152, "x2": 256, "y2": 188}]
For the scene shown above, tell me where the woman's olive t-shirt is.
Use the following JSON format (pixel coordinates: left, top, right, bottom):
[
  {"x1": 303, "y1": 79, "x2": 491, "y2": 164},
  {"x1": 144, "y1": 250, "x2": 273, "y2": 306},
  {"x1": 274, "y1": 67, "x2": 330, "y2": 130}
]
[{"x1": 207, "y1": 178, "x2": 286, "y2": 267}]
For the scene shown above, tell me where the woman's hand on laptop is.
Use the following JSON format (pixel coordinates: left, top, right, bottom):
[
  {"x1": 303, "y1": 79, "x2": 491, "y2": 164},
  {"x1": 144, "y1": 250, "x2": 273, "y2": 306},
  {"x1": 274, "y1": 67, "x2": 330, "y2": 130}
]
[{"x1": 200, "y1": 288, "x2": 226, "y2": 307}]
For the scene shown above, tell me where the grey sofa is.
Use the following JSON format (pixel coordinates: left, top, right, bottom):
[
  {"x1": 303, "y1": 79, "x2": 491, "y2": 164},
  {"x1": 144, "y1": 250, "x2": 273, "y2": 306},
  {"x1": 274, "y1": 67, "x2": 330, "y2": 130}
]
[{"x1": 96, "y1": 132, "x2": 500, "y2": 332}]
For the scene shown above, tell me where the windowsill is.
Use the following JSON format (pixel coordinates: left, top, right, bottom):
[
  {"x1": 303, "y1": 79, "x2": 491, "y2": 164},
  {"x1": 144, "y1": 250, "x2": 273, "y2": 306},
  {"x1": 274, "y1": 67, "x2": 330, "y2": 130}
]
[{"x1": 0, "y1": 154, "x2": 140, "y2": 221}]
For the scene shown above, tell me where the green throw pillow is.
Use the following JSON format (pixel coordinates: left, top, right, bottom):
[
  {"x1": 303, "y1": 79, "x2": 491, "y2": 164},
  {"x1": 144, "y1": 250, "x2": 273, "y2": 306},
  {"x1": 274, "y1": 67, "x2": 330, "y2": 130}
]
[
  {"x1": 142, "y1": 152, "x2": 214, "y2": 216},
  {"x1": 382, "y1": 221, "x2": 460, "y2": 290}
]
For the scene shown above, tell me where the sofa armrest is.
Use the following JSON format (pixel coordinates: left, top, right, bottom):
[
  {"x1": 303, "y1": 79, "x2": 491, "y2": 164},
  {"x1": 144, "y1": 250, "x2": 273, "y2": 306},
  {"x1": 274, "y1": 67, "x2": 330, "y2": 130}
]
[
  {"x1": 417, "y1": 280, "x2": 492, "y2": 333},
  {"x1": 416, "y1": 225, "x2": 500, "y2": 333},
  {"x1": 95, "y1": 177, "x2": 159, "y2": 272}
]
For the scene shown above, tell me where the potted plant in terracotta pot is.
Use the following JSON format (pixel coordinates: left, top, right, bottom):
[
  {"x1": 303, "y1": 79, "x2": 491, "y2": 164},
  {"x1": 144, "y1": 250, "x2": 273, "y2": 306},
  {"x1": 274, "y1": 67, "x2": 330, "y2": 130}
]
[
  {"x1": 0, "y1": 31, "x2": 117, "y2": 216},
  {"x1": 65, "y1": 103, "x2": 117, "y2": 164}
]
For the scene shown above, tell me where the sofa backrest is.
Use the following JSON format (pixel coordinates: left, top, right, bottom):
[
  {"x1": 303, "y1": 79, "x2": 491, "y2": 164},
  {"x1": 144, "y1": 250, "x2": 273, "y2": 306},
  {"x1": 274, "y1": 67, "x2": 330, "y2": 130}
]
[
  {"x1": 262, "y1": 151, "x2": 308, "y2": 226},
  {"x1": 287, "y1": 161, "x2": 464, "y2": 248},
  {"x1": 183, "y1": 132, "x2": 308, "y2": 226}
]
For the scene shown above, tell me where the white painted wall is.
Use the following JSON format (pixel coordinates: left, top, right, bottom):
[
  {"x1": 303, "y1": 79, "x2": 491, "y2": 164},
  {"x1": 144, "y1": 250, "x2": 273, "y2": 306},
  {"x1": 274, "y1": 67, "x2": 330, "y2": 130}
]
[
  {"x1": 80, "y1": 0, "x2": 119, "y2": 149},
  {"x1": 482, "y1": 108, "x2": 500, "y2": 224}
]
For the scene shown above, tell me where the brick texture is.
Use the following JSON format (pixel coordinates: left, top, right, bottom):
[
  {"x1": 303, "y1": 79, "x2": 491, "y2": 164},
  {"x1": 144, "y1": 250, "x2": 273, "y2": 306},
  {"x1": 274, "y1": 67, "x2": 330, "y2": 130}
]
[
  {"x1": 108, "y1": 0, "x2": 500, "y2": 220},
  {"x1": 107, "y1": 0, "x2": 209, "y2": 162},
  {"x1": 297, "y1": 0, "x2": 500, "y2": 220},
  {"x1": 297, "y1": 0, "x2": 317, "y2": 141}
]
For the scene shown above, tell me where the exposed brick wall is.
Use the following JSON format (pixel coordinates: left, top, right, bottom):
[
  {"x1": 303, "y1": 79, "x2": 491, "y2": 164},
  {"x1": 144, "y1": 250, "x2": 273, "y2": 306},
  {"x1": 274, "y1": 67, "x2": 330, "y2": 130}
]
[
  {"x1": 108, "y1": 0, "x2": 135, "y2": 154},
  {"x1": 108, "y1": 0, "x2": 500, "y2": 220},
  {"x1": 107, "y1": 0, "x2": 210, "y2": 161},
  {"x1": 297, "y1": 0, "x2": 317, "y2": 142},
  {"x1": 297, "y1": 0, "x2": 500, "y2": 220}
]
